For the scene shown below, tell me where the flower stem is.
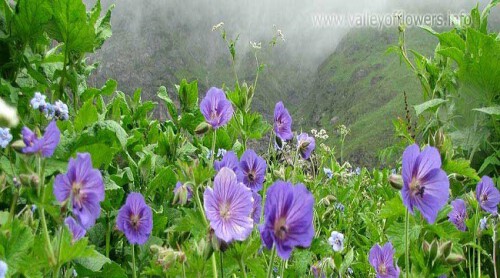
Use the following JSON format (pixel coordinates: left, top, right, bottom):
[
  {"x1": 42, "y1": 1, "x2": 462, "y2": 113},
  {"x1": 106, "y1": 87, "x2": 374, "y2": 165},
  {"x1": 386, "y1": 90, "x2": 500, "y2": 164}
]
[
  {"x1": 238, "y1": 257, "x2": 247, "y2": 278},
  {"x1": 131, "y1": 244, "x2": 137, "y2": 278},
  {"x1": 493, "y1": 220, "x2": 498, "y2": 278},
  {"x1": 473, "y1": 202, "x2": 480, "y2": 278},
  {"x1": 266, "y1": 245, "x2": 276, "y2": 278},
  {"x1": 219, "y1": 251, "x2": 224, "y2": 277},
  {"x1": 193, "y1": 184, "x2": 217, "y2": 278},
  {"x1": 106, "y1": 213, "x2": 111, "y2": 257},
  {"x1": 405, "y1": 209, "x2": 410, "y2": 278},
  {"x1": 211, "y1": 130, "x2": 217, "y2": 167},
  {"x1": 211, "y1": 255, "x2": 218, "y2": 278},
  {"x1": 37, "y1": 155, "x2": 56, "y2": 267}
]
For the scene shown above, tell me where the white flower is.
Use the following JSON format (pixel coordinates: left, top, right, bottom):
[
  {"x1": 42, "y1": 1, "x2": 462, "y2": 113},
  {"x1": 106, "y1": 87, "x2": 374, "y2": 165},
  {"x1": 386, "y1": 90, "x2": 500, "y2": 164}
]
[
  {"x1": 250, "y1": 41, "x2": 262, "y2": 49},
  {"x1": 0, "y1": 98, "x2": 19, "y2": 127},
  {"x1": 212, "y1": 22, "x2": 224, "y2": 32},
  {"x1": 328, "y1": 231, "x2": 344, "y2": 252}
]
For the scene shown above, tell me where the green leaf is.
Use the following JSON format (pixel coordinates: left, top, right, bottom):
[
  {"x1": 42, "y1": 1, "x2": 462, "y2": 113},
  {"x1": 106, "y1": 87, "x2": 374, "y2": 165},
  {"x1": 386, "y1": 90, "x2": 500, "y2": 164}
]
[
  {"x1": 12, "y1": 0, "x2": 52, "y2": 45},
  {"x1": 414, "y1": 99, "x2": 447, "y2": 116},
  {"x1": 147, "y1": 167, "x2": 176, "y2": 196},
  {"x1": 75, "y1": 100, "x2": 98, "y2": 131},
  {"x1": 473, "y1": 106, "x2": 500, "y2": 116},
  {"x1": 93, "y1": 2, "x2": 114, "y2": 50},
  {"x1": 478, "y1": 153, "x2": 500, "y2": 175},
  {"x1": 177, "y1": 79, "x2": 198, "y2": 113},
  {"x1": 81, "y1": 79, "x2": 117, "y2": 101},
  {"x1": 74, "y1": 249, "x2": 110, "y2": 272},
  {"x1": 339, "y1": 248, "x2": 354, "y2": 274},
  {"x1": 157, "y1": 86, "x2": 178, "y2": 122},
  {"x1": 443, "y1": 158, "x2": 480, "y2": 181},
  {"x1": 0, "y1": 220, "x2": 34, "y2": 274},
  {"x1": 47, "y1": 0, "x2": 95, "y2": 53},
  {"x1": 76, "y1": 120, "x2": 128, "y2": 149},
  {"x1": 386, "y1": 221, "x2": 421, "y2": 257}
]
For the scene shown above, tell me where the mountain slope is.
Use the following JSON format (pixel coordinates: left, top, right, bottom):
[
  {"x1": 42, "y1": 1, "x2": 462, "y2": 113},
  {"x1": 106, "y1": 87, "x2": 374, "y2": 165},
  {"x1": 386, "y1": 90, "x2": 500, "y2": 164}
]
[{"x1": 298, "y1": 28, "x2": 437, "y2": 166}]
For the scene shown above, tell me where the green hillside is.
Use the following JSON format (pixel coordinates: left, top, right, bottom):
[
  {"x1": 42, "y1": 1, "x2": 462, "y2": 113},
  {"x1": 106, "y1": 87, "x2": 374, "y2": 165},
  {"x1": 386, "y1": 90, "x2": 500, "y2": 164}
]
[{"x1": 298, "y1": 28, "x2": 437, "y2": 166}]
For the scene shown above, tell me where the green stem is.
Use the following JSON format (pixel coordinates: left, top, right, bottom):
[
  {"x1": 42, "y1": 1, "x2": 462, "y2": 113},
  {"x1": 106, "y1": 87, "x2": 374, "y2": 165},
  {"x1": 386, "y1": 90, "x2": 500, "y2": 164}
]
[
  {"x1": 238, "y1": 257, "x2": 247, "y2": 278},
  {"x1": 266, "y1": 245, "x2": 276, "y2": 278},
  {"x1": 210, "y1": 130, "x2": 217, "y2": 166},
  {"x1": 405, "y1": 209, "x2": 410, "y2": 278},
  {"x1": 58, "y1": 47, "x2": 69, "y2": 101},
  {"x1": 473, "y1": 203, "x2": 480, "y2": 278},
  {"x1": 38, "y1": 155, "x2": 56, "y2": 267},
  {"x1": 219, "y1": 251, "x2": 224, "y2": 278},
  {"x1": 193, "y1": 185, "x2": 217, "y2": 278},
  {"x1": 478, "y1": 236, "x2": 481, "y2": 278},
  {"x1": 55, "y1": 226, "x2": 63, "y2": 278},
  {"x1": 493, "y1": 221, "x2": 498, "y2": 278},
  {"x1": 291, "y1": 146, "x2": 300, "y2": 182},
  {"x1": 131, "y1": 244, "x2": 137, "y2": 278},
  {"x1": 106, "y1": 213, "x2": 111, "y2": 257}
]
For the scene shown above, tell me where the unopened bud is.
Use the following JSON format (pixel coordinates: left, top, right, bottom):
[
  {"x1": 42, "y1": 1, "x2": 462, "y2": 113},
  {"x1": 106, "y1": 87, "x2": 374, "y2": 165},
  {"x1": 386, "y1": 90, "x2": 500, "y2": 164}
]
[
  {"x1": 440, "y1": 241, "x2": 452, "y2": 258},
  {"x1": 422, "y1": 241, "x2": 430, "y2": 253},
  {"x1": 195, "y1": 122, "x2": 211, "y2": 135},
  {"x1": 445, "y1": 254, "x2": 465, "y2": 265},
  {"x1": 429, "y1": 239, "x2": 439, "y2": 260},
  {"x1": 389, "y1": 174, "x2": 403, "y2": 190},
  {"x1": 11, "y1": 139, "x2": 26, "y2": 153}
]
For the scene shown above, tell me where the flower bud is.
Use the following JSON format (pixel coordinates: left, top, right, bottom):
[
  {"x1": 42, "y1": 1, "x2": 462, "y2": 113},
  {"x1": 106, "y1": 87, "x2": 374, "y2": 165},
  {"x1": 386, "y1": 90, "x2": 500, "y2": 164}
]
[
  {"x1": 439, "y1": 241, "x2": 453, "y2": 259},
  {"x1": 173, "y1": 182, "x2": 193, "y2": 206},
  {"x1": 195, "y1": 122, "x2": 211, "y2": 135},
  {"x1": 429, "y1": 239, "x2": 439, "y2": 260},
  {"x1": 445, "y1": 253, "x2": 465, "y2": 265},
  {"x1": 389, "y1": 174, "x2": 403, "y2": 190},
  {"x1": 422, "y1": 241, "x2": 430, "y2": 253}
]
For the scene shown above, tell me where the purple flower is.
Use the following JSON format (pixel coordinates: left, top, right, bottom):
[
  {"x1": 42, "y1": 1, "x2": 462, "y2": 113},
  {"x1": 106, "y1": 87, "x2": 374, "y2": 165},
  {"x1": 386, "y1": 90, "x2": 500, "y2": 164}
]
[
  {"x1": 448, "y1": 199, "x2": 467, "y2": 231},
  {"x1": 214, "y1": 151, "x2": 239, "y2": 173},
  {"x1": 204, "y1": 168, "x2": 254, "y2": 242},
  {"x1": 401, "y1": 144, "x2": 449, "y2": 223},
  {"x1": 297, "y1": 133, "x2": 315, "y2": 160},
  {"x1": 476, "y1": 176, "x2": 500, "y2": 215},
  {"x1": 369, "y1": 242, "x2": 400, "y2": 278},
  {"x1": 259, "y1": 181, "x2": 314, "y2": 260},
  {"x1": 237, "y1": 149, "x2": 267, "y2": 191},
  {"x1": 117, "y1": 193, "x2": 153, "y2": 245},
  {"x1": 273, "y1": 101, "x2": 293, "y2": 141},
  {"x1": 65, "y1": 216, "x2": 86, "y2": 242},
  {"x1": 173, "y1": 181, "x2": 193, "y2": 205},
  {"x1": 200, "y1": 87, "x2": 234, "y2": 129},
  {"x1": 22, "y1": 121, "x2": 61, "y2": 157},
  {"x1": 54, "y1": 153, "x2": 104, "y2": 229},
  {"x1": 252, "y1": 191, "x2": 262, "y2": 225}
]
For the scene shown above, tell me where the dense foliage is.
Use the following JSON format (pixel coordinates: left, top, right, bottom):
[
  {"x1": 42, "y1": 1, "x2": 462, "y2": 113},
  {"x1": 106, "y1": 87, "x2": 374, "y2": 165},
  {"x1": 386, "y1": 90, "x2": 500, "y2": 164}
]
[{"x1": 0, "y1": 0, "x2": 499, "y2": 277}]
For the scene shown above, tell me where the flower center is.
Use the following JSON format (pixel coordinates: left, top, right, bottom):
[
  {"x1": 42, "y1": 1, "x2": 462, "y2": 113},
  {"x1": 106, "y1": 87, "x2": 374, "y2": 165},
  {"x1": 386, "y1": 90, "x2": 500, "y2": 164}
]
[
  {"x1": 219, "y1": 202, "x2": 231, "y2": 220},
  {"x1": 248, "y1": 171, "x2": 256, "y2": 182},
  {"x1": 480, "y1": 193, "x2": 488, "y2": 203},
  {"x1": 274, "y1": 217, "x2": 288, "y2": 240},
  {"x1": 410, "y1": 178, "x2": 425, "y2": 198},
  {"x1": 378, "y1": 264, "x2": 387, "y2": 274},
  {"x1": 130, "y1": 214, "x2": 140, "y2": 230},
  {"x1": 71, "y1": 182, "x2": 84, "y2": 207}
]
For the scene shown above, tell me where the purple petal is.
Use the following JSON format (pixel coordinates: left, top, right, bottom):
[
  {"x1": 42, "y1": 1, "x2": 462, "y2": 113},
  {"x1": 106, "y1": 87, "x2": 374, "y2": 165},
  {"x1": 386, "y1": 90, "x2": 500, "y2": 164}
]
[
  {"x1": 65, "y1": 216, "x2": 86, "y2": 242},
  {"x1": 402, "y1": 144, "x2": 420, "y2": 188},
  {"x1": 40, "y1": 121, "x2": 60, "y2": 157},
  {"x1": 416, "y1": 146, "x2": 442, "y2": 180}
]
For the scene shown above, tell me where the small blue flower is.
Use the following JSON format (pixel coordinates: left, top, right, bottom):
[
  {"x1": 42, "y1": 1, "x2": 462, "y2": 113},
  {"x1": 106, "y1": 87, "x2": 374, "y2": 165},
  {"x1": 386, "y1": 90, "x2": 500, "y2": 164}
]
[
  {"x1": 54, "y1": 100, "x2": 69, "y2": 120},
  {"x1": 0, "y1": 260, "x2": 7, "y2": 278},
  {"x1": 323, "y1": 168, "x2": 333, "y2": 179},
  {"x1": 335, "y1": 202, "x2": 345, "y2": 213},
  {"x1": 43, "y1": 103, "x2": 55, "y2": 119},
  {"x1": 30, "y1": 92, "x2": 47, "y2": 110},
  {"x1": 347, "y1": 267, "x2": 354, "y2": 275},
  {"x1": 355, "y1": 167, "x2": 361, "y2": 175},
  {"x1": 206, "y1": 150, "x2": 213, "y2": 160},
  {"x1": 480, "y1": 217, "x2": 488, "y2": 231},
  {"x1": 328, "y1": 231, "x2": 344, "y2": 252},
  {"x1": 31, "y1": 204, "x2": 37, "y2": 213},
  {"x1": 391, "y1": 168, "x2": 397, "y2": 175},
  {"x1": 216, "y1": 148, "x2": 227, "y2": 158},
  {"x1": 0, "y1": 128, "x2": 13, "y2": 148}
]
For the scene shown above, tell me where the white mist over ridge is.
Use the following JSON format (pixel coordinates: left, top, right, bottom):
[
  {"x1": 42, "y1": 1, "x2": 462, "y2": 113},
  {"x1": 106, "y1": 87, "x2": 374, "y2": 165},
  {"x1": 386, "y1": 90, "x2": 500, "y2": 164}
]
[{"x1": 90, "y1": 0, "x2": 480, "y2": 67}]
